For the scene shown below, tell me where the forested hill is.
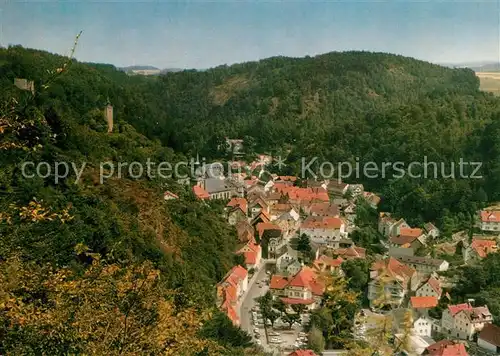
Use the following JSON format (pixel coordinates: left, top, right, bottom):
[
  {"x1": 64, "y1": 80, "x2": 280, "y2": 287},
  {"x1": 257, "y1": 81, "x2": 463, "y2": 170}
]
[
  {"x1": 4, "y1": 46, "x2": 500, "y2": 230},
  {"x1": 0, "y1": 46, "x2": 257, "y2": 355}
]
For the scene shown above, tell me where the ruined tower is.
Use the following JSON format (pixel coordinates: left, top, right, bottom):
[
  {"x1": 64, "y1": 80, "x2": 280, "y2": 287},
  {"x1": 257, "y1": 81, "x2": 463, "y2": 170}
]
[{"x1": 104, "y1": 98, "x2": 113, "y2": 133}]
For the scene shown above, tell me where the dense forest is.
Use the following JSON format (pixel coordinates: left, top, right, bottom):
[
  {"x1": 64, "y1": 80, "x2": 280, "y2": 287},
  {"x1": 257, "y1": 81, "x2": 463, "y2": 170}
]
[
  {"x1": 4, "y1": 45, "x2": 499, "y2": 229},
  {"x1": 3, "y1": 44, "x2": 500, "y2": 353},
  {"x1": 0, "y1": 46, "x2": 257, "y2": 355}
]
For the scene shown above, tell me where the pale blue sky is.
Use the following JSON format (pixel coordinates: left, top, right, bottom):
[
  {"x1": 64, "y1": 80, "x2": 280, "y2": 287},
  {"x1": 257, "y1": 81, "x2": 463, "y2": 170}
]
[{"x1": 1, "y1": 1, "x2": 499, "y2": 69}]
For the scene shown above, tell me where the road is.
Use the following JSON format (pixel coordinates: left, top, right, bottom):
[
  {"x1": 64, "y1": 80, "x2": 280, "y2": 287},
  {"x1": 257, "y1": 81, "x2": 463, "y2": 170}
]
[{"x1": 240, "y1": 264, "x2": 271, "y2": 348}]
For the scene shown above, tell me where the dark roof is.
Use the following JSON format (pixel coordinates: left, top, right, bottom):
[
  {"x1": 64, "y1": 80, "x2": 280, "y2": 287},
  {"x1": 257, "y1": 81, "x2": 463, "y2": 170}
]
[
  {"x1": 479, "y1": 323, "x2": 500, "y2": 347},
  {"x1": 395, "y1": 255, "x2": 446, "y2": 267}
]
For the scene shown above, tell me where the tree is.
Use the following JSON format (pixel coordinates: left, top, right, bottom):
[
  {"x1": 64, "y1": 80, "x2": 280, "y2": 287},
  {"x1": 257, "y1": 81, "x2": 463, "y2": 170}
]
[
  {"x1": 0, "y1": 250, "x2": 221, "y2": 355},
  {"x1": 291, "y1": 303, "x2": 307, "y2": 316},
  {"x1": 200, "y1": 311, "x2": 253, "y2": 349},
  {"x1": 308, "y1": 326, "x2": 325, "y2": 354},
  {"x1": 273, "y1": 298, "x2": 287, "y2": 317},
  {"x1": 342, "y1": 258, "x2": 370, "y2": 293},
  {"x1": 296, "y1": 233, "x2": 312, "y2": 259},
  {"x1": 282, "y1": 311, "x2": 301, "y2": 329}
]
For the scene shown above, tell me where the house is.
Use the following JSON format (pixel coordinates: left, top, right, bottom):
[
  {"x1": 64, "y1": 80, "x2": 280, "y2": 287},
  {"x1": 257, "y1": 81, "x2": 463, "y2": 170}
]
[
  {"x1": 313, "y1": 255, "x2": 344, "y2": 275},
  {"x1": 286, "y1": 260, "x2": 302, "y2": 276},
  {"x1": 424, "y1": 340, "x2": 468, "y2": 356},
  {"x1": 303, "y1": 202, "x2": 340, "y2": 217},
  {"x1": 328, "y1": 181, "x2": 349, "y2": 197},
  {"x1": 237, "y1": 239, "x2": 262, "y2": 270},
  {"x1": 218, "y1": 265, "x2": 248, "y2": 299},
  {"x1": 288, "y1": 350, "x2": 318, "y2": 356},
  {"x1": 378, "y1": 213, "x2": 410, "y2": 238},
  {"x1": 478, "y1": 323, "x2": 500, "y2": 354},
  {"x1": 216, "y1": 265, "x2": 249, "y2": 326},
  {"x1": 265, "y1": 191, "x2": 282, "y2": 207},
  {"x1": 424, "y1": 223, "x2": 440, "y2": 239},
  {"x1": 463, "y1": 238, "x2": 498, "y2": 264},
  {"x1": 413, "y1": 315, "x2": 435, "y2": 338},
  {"x1": 394, "y1": 255, "x2": 449, "y2": 275},
  {"x1": 441, "y1": 303, "x2": 492, "y2": 340},
  {"x1": 368, "y1": 257, "x2": 417, "y2": 308},
  {"x1": 276, "y1": 176, "x2": 298, "y2": 183},
  {"x1": 269, "y1": 266, "x2": 325, "y2": 310},
  {"x1": 248, "y1": 197, "x2": 270, "y2": 218},
  {"x1": 226, "y1": 198, "x2": 248, "y2": 215},
  {"x1": 202, "y1": 178, "x2": 235, "y2": 200},
  {"x1": 225, "y1": 138, "x2": 244, "y2": 156},
  {"x1": 263, "y1": 179, "x2": 275, "y2": 193},
  {"x1": 416, "y1": 277, "x2": 442, "y2": 300},
  {"x1": 227, "y1": 206, "x2": 247, "y2": 226},
  {"x1": 276, "y1": 246, "x2": 299, "y2": 274},
  {"x1": 389, "y1": 227, "x2": 427, "y2": 252},
  {"x1": 193, "y1": 185, "x2": 210, "y2": 200},
  {"x1": 395, "y1": 333, "x2": 435, "y2": 355},
  {"x1": 347, "y1": 184, "x2": 364, "y2": 197},
  {"x1": 163, "y1": 191, "x2": 179, "y2": 200},
  {"x1": 332, "y1": 246, "x2": 366, "y2": 260},
  {"x1": 250, "y1": 210, "x2": 271, "y2": 226},
  {"x1": 363, "y1": 191, "x2": 381, "y2": 209},
  {"x1": 478, "y1": 210, "x2": 500, "y2": 232},
  {"x1": 300, "y1": 216, "x2": 346, "y2": 247},
  {"x1": 236, "y1": 220, "x2": 254, "y2": 243}
]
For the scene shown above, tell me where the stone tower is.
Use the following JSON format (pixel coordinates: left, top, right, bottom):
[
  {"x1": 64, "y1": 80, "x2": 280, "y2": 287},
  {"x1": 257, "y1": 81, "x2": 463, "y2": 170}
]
[{"x1": 104, "y1": 98, "x2": 113, "y2": 133}]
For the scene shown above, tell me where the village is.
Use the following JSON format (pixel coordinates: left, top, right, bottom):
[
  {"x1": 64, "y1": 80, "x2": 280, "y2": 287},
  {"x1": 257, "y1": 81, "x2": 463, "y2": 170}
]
[{"x1": 164, "y1": 150, "x2": 500, "y2": 356}]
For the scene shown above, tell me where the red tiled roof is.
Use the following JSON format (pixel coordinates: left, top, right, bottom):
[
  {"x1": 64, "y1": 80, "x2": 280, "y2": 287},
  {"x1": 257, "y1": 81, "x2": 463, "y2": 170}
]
[
  {"x1": 227, "y1": 197, "x2": 248, "y2": 213},
  {"x1": 307, "y1": 202, "x2": 340, "y2": 217},
  {"x1": 389, "y1": 236, "x2": 416, "y2": 246},
  {"x1": 425, "y1": 277, "x2": 442, "y2": 296},
  {"x1": 270, "y1": 275, "x2": 289, "y2": 290},
  {"x1": 193, "y1": 185, "x2": 210, "y2": 199},
  {"x1": 399, "y1": 227, "x2": 424, "y2": 238},
  {"x1": 410, "y1": 296, "x2": 438, "y2": 309},
  {"x1": 314, "y1": 255, "x2": 343, "y2": 269},
  {"x1": 238, "y1": 242, "x2": 261, "y2": 265},
  {"x1": 442, "y1": 344, "x2": 468, "y2": 356},
  {"x1": 480, "y1": 210, "x2": 500, "y2": 222},
  {"x1": 448, "y1": 303, "x2": 472, "y2": 316},
  {"x1": 288, "y1": 267, "x2": 324, "y2": 296},
  {"x1": 371, "y1": 257, "x2": 416, "y2": 281},
  {"x1": 426, "y1": 340, "x2": 468, "y2": 356},
  {"x1": 479, "y1": 323, "x2": 500, "y2": 347},
  {"x1": 334, "y1": 246, "x2": 366, "y2": 259},
  {"x1": 164, "y1": 191, "x2": 179, "y2": 199},
  {"x1": 302, "y1": 216, "x2": 343, "y2": 229},
  {"x1": 471, "y1": 239, "x2": 497, "y2": 258},
  {"x1": 281, "y1": 297, "x2": 315, "y2": 305}
]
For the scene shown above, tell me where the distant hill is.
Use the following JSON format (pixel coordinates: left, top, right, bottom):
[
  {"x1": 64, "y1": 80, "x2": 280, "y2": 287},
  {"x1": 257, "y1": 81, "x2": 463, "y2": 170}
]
[
  {"x1": 439, "y1": 61, "x2": 500, "y2": 72},
  {"x1": 120, "y1": 65, "x2": 159, "y2": 72}
]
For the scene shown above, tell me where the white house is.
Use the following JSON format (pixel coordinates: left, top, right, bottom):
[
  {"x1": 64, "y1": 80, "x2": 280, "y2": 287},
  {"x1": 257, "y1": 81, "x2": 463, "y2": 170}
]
[
  {"x1": 300, "y1": 216, "x2": 346, "y2": 247},
  {"x1": 479, "y1": 210, "x2": 500, "y2": 232},
  {"x1": 442, "y1": 303, "x2": 492, "y2": 340},
  {"x1": 478, "y1": 323, "x2": 500, "y2": 354},
  {"x1": 413, "y1": 315, "x2": 433, "y2": 338},
  {"x1": 378, "y1": 213, "x2": 409, "y2": 238},
  {"x1": 416, "y1": 277, "x2": 442, "y2": 300},
  {"x1": 424, "y1": 223, "x2": 440, "y2": 239}
]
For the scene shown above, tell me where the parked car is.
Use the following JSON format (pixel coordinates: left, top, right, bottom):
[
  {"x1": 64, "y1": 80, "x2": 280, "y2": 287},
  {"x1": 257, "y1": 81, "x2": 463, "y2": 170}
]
[
  {"x1": 256, "y1": 340, "x2": 262, "y2": 346},
  {"x1": 269, "y1": 337, "x2": 283, "y2": 343},
  {"x1": 268, "y1": 331, "x2": 280, "y2": 337},
  {"x1": 253, "y1": 328, "x2": 260, "y2": 333},
  {"x1": 298, "y1": 332, "x2": 307, "y2": 337}
]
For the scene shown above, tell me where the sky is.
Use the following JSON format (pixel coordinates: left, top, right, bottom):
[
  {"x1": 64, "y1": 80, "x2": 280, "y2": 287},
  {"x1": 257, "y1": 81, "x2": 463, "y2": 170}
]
[{"x1": 1, "y1": 1, "x2": 500, "y2": 69}]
